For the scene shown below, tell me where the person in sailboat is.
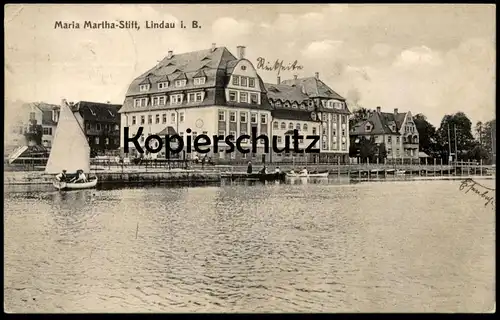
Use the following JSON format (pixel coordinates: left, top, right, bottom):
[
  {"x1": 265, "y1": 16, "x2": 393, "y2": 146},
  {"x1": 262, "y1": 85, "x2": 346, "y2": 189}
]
[
  {"x1": 275, "y1": 166, "x2": 281, "y2": 173},
  {"x1": 299, "y1": 167, "x2": 308, "y2": 175},
  {"x1": 259, "y1": 165, "x2": 268, "y2": 174},
  {"x1": 71, "y1": 169, "x2": 88, "y2": 183},
  {"x1": 55, "y1": 170, "x2": 68, "y2": 182}
]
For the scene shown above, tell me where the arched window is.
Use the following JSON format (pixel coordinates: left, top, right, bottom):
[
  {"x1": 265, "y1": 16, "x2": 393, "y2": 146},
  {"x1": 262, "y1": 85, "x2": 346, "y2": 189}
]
[
  {"x1": 273, "y1": 121, "x2": 278, "y2": 129},
  {"x1": 296, "y1": 123, "x2": 301, "y2": 130},
  {"x1": 413, "y1": 135, "x2": 418, "y2": 143},
  {"x1": 288, "y1": 122, "x2": 293, "y2": 130},
  {"x1": 280, "y1": 122, "x2": 286, "y2": 130},
  {"x1": 303, "y1": 124, "x2": 308, "y2": 131}
]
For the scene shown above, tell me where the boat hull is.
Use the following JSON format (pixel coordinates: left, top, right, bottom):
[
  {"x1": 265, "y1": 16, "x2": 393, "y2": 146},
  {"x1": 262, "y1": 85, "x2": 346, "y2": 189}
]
[
  {"x1": 286, "y1": 171, "x2": 329, "y2": 178},
  {"x1": 53, "y1": 177, "x2": 98, "y2": 190},
  {"x1": 246, "y1": 172, "x2": 286, "y2": 182}
]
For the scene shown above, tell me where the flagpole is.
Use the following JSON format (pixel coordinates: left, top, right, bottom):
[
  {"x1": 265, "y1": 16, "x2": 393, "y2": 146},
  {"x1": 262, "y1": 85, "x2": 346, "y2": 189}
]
[
  {"x1": 454, "y1": 125, "x2": 458, "y2": 162},
  {"x1": 447, "y1": 124, "x2": 452, "y2": 164}
]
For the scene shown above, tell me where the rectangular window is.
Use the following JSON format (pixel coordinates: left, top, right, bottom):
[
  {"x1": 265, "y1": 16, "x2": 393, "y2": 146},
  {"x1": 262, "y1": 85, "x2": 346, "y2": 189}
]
[
  {"x1": 141, "y1": 98, "x2": 148, "y2": 106},
  {"x1": 312, "y1": 127, "x2": 317, "y2": 135},
  {"x1": 388, "y1": 136, "x2": 392, "y2": 143},
  {"x1": 134, "y1": 99, "x2": 140, "y2": 107},
  {"x1": 232, "y1": 75, "x2": 240, "y2": 86},
  {"x1": 171, "y1": 113, "x2": 176, "y2": 123},
  {"x1": 95, "y1": 137, "x2": 100, "y2": 144},
  {"x1": 273, "y1": 121, "x2": 278, "y2": 129},
  {"x1": 195, "y1": 92, "x2": 203, "y2": 102},
  {"x1": 175, "y1": 80, "x2": 186, "y2": 87},
  {"x1": 171, "y1": 94, "x2": 183, "y2": 105},
  {"x1": 218, "y1": 111, "x2": 225, "y2": 121},
  {"x1": 240, "y1": 112, "x2": 247, "y2": 123},
  {"x1": 241, "y1": 76, "x2": 248, "y2": 87},
  {"x1": 152, "y1": 97, "x2": 158, "y2": 106},
  {"x1": 155, "y1": 114, "x2": 160, "y2": 124},
  {"x1": 132, "y1": 116, "x2": 136, "y2": 125},
  {"x1": 188, "y1": 93, "x2": 196, "y2": 102},
  {"x1": 240, "y1": 92, "x2": 248, "y2": 103},
  {"x1": 342, "y1": 129, "x2": 346, "y2": 136},
  {"x1": 158, "y1": 82, "x2": 168, "y2": 89},
  {"x1": 105, "y1": 138, "x2": 109, "y2": 145},
  {"x1": 277, "y1": 136, "x2": 282, "y2": 143},
  {"x1": 261, "y1": 114, "x2": 267, "y2": 124},
  {"x1": 139, "y1": 84, "x2": 150, "y2": 92},
  {"x1": 250, "y1": 93, "x2": 258, "y2": 104},
  {"x1": 251, "y1": 113, "x2": 257, "y2": 124},
  {"x1": 322, "y1": 114, "x2": 327, "y2": 121},
  {"x1": 248, "y1": 78, "x2": 255, "y2": 88},
  {"x1": 218, "y1": 130, "x2": 226, "y2": 137},
  {"x1": 179, "y1": 112, "x2": 184, "y2": 122},
  {"x1": 229, "y1": 130, "x2": 236, "y2": 141},
  {"x1": 148, "y1": 115, "x2": 152, "y2": 124},
  {"x1": 230, "y1": 112, "x2": 236, "y2": 122},
  {"x1": 96, "y1": 123, "x2": 101, "y2": 131},
  {"x1": 162, "y1": 114, "x2": 167, "y2": 124},
  {"x1": 194, "y1": 77, "x2": 206, "y2": 85},
  {"x1": 229, "y1": 90, "x2": 237, "y2": 102},
  {"x1": 140, "y1": 116, "x2": 145, "y2": 124},
  {"x1": 396, "y1": 136, "x2": 400, "y2": 143},
  {"x1": 159, "y1": 96, "x2": 166, "y2": 105},
  {"x1": 192, "y1": 131, "x2": 197, "y2": 140}
]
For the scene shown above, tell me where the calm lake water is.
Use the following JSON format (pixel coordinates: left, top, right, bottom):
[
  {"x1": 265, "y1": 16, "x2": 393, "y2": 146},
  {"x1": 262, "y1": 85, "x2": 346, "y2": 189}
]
[{"x1": 4, "y1": 178, "x2": 496, "y2": 313}]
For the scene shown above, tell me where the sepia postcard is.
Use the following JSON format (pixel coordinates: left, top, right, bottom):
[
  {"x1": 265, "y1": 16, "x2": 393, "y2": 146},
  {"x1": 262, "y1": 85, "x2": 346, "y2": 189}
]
[{"x1": 4, "y1": 4, "x2": 496, "y2": 313}]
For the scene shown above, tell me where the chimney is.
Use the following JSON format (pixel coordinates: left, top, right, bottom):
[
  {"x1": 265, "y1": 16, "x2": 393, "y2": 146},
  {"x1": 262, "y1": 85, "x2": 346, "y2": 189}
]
[
  {"x1": 167, "y1": 50, "x2": 173, "y2": 59},
  {"x1": 315, "y1": 72, "x2": 319, "y2": 79},
  {"x1": 277, "y1": 76, "x2": 281, "y2": 84},
  {"x1": 376, "y1": 106, "x2": 381, "y2": 113},
  {"x1": 294, "y1": 74, "x2": 298, "y2": 80},
  {"x1": 211, "y1": 43, "x2": 216, "y2": 52},
  {"x1": 394, "y1": 108, "x2": 398, "y2": 115},
  {"x1": 236, "y1": 45, "x2": 246, "y2": 59}
]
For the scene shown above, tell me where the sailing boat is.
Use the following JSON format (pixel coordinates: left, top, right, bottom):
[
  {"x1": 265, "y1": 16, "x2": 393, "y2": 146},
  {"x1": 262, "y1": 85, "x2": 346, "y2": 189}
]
[{"x1": 45, "y1": 99, "x2": 98, "y2": 190}]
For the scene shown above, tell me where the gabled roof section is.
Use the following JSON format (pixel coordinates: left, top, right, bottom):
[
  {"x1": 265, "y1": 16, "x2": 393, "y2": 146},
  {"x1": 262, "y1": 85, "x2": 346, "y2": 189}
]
[
  {"x1": 125, "y1": 46, "x2": 237, "y2": 98},
  {"x1": 193, "y1": 69, "x2": 206, "y2": 78},
  {"x1": 351, "y1": 110, "x2": 409, "y2": 135},
  {"x1": 75, "y1": 101, "x2": 122, "y2": 122},
  {"x1": 264, "y1": 83, "x2": 310, "y2": 104},
  {"x1": 173, "y1": 72, "x2": 187, "y2": 80},
  {"x1": 139, "y1": 78, "x2": 151, "y2": 86},
  {"x1": 281, "y1": 77, "x2": 345, "y2": 100}
]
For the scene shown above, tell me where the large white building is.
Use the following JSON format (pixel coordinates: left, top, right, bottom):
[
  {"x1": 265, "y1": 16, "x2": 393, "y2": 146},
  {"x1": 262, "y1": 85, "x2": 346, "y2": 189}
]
[{"x1": 119, "y1": 44, "x2": 351, "y2": 163}]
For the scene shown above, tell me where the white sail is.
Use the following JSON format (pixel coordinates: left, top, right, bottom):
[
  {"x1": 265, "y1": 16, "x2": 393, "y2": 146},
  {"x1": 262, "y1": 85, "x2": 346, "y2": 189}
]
[{"x1": 45, "y1": 99, "x2": 91, "y2": 174}]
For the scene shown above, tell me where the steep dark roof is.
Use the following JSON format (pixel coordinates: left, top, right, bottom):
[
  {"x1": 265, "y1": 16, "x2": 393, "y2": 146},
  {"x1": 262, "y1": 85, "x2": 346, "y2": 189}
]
[
  {"x1": 264, "y1": 83, "x2": 310, "y2": 104},
  {"x1": 124, "y1": 47, "x2": 237, "y2": 100},
  {"x1": 272, "y1": 109, "x2": 319, "y2": 122},
  {"x1": 351, "y1": 110, "x2": 408, "y2": 135},
  {"x1": 75, "y1": 101, "x2": 121, "y2": 122},
  {"x1": 280, "y1": 77, "x2": 345, "y2": 100},
  {"x1": 192, "y1": 69, "x2": 206, "y2": 78},
  {"x1": 156, "y1": 126, "x2": 177, "y2": 135}
]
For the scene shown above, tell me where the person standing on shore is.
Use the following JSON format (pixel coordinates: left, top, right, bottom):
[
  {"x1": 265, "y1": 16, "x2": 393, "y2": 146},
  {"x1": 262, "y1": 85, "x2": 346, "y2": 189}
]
[{"x1": 247, "y1": 161, "x2": 253, "y2": 174}]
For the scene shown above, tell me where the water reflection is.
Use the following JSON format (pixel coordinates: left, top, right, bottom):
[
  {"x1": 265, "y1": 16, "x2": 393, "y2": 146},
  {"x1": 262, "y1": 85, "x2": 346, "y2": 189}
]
[{"x1": 4, "y1": 179, "x2": 496, "y2": 313}]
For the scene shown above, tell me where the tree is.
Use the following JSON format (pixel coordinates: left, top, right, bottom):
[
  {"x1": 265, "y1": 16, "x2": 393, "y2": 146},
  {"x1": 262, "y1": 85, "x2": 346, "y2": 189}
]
[
  {"x1": 378, "y1": 142, "x2": 387, "y2": 163},
  {"x1": 414, "y1": 113, "x2": 439, "y2": 157},
  {"x1": 436, "y1": 112, "x2": 475, "y2": 161},
  {"x1": 24, "y1": 119, "x2": 43, "y2": 146},
  {"x1": 349, "y1": 107, "x2": 372, "y2": 130},
  {"x1": 358, "y1": 136, "x2": 377, "y2": 163}
]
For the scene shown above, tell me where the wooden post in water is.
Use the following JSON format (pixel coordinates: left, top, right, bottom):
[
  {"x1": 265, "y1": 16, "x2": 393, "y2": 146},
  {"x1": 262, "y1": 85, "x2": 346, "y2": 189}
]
[{"x1": 338, "y1": 157, "x2": 340, "y2": 179}]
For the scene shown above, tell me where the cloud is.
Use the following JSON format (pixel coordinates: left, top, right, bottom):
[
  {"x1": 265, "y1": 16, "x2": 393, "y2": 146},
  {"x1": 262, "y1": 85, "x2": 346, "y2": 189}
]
[
  {"x1": 301, "y1": 40, "x2": 343, "y2": 59},
  {"x1": 371, "y1": 43, "x2": 392, "y2": 57},
  {"x1": 212, "y1": 17, "x2": 252, "y2": 40},
  {"x1": 393, "y1": 46, "x2": 443, "y2": 68}
]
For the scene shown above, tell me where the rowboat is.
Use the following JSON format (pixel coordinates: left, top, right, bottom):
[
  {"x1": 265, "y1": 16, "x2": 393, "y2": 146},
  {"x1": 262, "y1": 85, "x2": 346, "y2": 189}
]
[
  {"x1": 45, "y1": 99, "x2": 97, "y2": 191},
  {"x1": 53, "y1": 177, "x2": 99, "y2": 190},
  {"x1": 286, "y1": 171, "x2": 329, "y2": 178},
  {"x1": 246, "y1": 172, "x2": 287, "y2": 182}
]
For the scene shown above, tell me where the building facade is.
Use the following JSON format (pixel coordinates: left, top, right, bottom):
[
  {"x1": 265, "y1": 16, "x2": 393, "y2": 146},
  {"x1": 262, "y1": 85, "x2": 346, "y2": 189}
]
[
  {"x1": 71, "y1": 101, "x2": 122, "y2": 156},
  {"x1": 119, "y1": 44, "x2": 351, "y2": 163},
  {"x1": 119, "y1": 44, "x2": 272, "y2": 161},
  {"x1": 6, "y1": 102, "x2": 60, "y2": 150},
  {"x1": 266, "y1": 73, "x2": 351, "y2": 164},
  {"x1": 350, "y1": 106, "x2": 420, "y2": 163}
]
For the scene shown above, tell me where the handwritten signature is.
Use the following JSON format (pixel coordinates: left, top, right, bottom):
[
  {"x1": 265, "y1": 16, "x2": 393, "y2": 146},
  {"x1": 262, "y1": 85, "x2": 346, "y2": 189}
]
[
  {"x1": 459, "y1": 178, "x2": 495, "y2": 209},
  {"x1": 256, "y1": 57, "x2": 304, "y2": 75}
]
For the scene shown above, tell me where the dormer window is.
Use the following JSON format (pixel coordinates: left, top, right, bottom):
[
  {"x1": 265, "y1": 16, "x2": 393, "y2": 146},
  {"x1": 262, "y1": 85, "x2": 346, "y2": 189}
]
[
  {"x1": 299, "y1": 104, "x2": 305, "y2": 110},
  {"x1": 284, "y1": 102, "x2": 290, "y2": 108},
  {"x1": 194, "y1": 77, "x2": 206, "y2": 85},
  {"x1": 170, "y1": 94, "x2": 183, "y2": 105},
  {"x1": 292, "y1": 103, "x2": 298, "y2": 109},
  {"x1": 158, "y1": 82, "x2": 169, "y2": 89},
  {"x1": 89, "y1": 107, "x2": 96, "y2": 116},
  {"x1": 365, "y1": 122, "x2": 373, "y2": 132},
  {"x1": 275, "y1": 101, "x2": 282, "y2": 108},
  {"x1": 188, "y1": 91, "x2": 205, "y2": 103},
  {"x1": 175, "y1": 80, "x2": 187, "y2": 87},
  {"x1": 139, "y1": 84, "x2": 150, "y2": 92}
]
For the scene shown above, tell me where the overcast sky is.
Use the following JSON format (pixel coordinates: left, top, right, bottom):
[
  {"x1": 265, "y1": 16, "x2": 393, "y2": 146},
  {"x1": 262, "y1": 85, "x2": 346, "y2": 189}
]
[{"x1": 4, "y1": 4, "x2": 495, "y2": 126}]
